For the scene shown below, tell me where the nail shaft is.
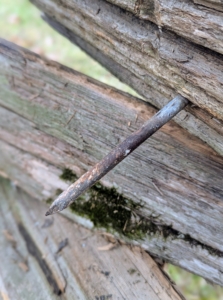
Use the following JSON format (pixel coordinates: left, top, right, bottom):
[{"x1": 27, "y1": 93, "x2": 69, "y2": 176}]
[{"x1": 46, "y1": 95, "x2": 188, "y2": 216}]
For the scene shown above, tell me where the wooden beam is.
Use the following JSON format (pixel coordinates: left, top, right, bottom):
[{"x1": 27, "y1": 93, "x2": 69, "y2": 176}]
[
  {"x1": 104, "y1": 0, "x2": 223, "y2": 54},
  {"x1": 0, "y1": 177, "x2": 185, "y2": 299},
  {"x1": 1, "y1": 39, "x2": 223, "y2": 285},
  {"x1": 42, "y1": 14, "x2": 223, "y2": 157}
]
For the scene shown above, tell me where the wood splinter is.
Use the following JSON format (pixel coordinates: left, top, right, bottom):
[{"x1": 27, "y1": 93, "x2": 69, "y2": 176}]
[{"x1": 45, "y1": 95, "x2": 188, "y2": 216}]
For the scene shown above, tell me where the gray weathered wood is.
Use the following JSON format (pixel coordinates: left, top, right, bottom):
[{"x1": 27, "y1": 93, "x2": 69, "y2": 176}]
[
  {"x1": 193, "y1": 0, "x2": 223, "y2": 12},
  {"x1": 32, "y1": 0, "x2": 223, "y2": 121},
  {"x1": 1, "y1": 177, "x2": 185, "y2": 300},
  {"x1": 105, "y1": 0, "x2": 223, "y2": 54},
  {"x1": 1, "y1": 137, "x2": 223, "y2": 287},
  {"x1": 1, "y1": 39, "x2": 223, "y2": 285},
  {"x1": 42, "y1": 14, "x2": 223, "y2": 157},
  {"x1": 46, "y1": 96, "x2": 188, "y2": 216},
  {"x1": 0, "y1": 181, "x2": 66, "y2": 299}
]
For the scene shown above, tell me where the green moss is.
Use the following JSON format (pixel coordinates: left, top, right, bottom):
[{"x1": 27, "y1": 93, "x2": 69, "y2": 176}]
[
  {"x1": 59, "y1": 169, "x2": 223, "y2": 258},
  {"x1": 46, "y1": 197, "x2": 53, "y2": 204},
  {"x1": 48, "y1": 168, "x2": 181, "y2": 242},
  {"x1": 128, "y1": 268, "x2": 136, "y2": 275},
  {"x1": 69, "y1": 180, "x2": 159, "y2": 239},
  {"x1": 70, "y1": 183, "x2": 154, "y2": 238},
  {"x1": 59, "y1": 168, "x2": 78, "y2": 182},
  {"x1": 58, "y1": 169, "x2": 176, "y2": 240},
  {"x1": 55, "y1": 188, "x2": 63, "y2": 196}
]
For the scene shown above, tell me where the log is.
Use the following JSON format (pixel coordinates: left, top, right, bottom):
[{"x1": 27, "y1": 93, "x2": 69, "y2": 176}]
[
  {"x1": 42, "y1": 14, "x2": 223, "y2": 157},
  {"x1": 1, "y1": 39, "x2": 223, "y2": 285},
  {"x1": 105, "y1": 0, "x2": 223, "y2": 54},
  {"x1": 0, "y1": 177, "x2": 184, "y2": 300}
]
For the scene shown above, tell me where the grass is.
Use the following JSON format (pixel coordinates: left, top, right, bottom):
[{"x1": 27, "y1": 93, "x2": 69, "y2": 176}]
[
  {"x1": 166, "y1": 265, "x2": 223, "y2": 300},
  {"x1": 0, "y1": 1, "x2": 223, "y2": 299}
]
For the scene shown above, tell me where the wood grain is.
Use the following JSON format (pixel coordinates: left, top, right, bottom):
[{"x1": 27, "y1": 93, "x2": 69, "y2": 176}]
[
  {"x1": 1, "y1": 138, "x2": 223, "y2": 286},
  {"x1": 0, "y1": 39, "x2": 223, "y2": 285},
  {"x1": 42, "y1": 14, "x2": 223, "y2": 156},
  {"x1": 0, "y1": 177, "x2": 185, "y2": 300},
  {"x1": 193, "y1": 0, "x2": 223, "y2": 12},
  {"x1": 31, "y1": 0, "x2": 223, "y2": 120},
  {"x1": 105, "y1": 0, "x2": 223, "y2": 54}
]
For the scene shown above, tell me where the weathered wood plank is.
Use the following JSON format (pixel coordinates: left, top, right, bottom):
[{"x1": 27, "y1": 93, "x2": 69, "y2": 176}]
[
  {"x1": 0, "y1": 39, "x2": 223, "y2": 250},
  {"x1": 0, "y1": 40, "x2": 223, "y2": 284},
  {"x1": 193, "y1": 0, "x2": 223, "y2": 12},
  {"x1": 1, "y1": 139, "x2": 223, "y2": 287},
  {"x1": 0, "y1": 180, "x2": 66, "y2": 299},
  {"x1": 31, "y1": 0, "x2": 223, "y2": 121},
  {"x1": 42, "y1": 15, "x2": 223, "y2": 156},
  {"x1": 0, "y1": 177, "x2": 185, "y2": 300},
  {"x1": 106, "y1": 0, "x2": 223, "y2": 54}
]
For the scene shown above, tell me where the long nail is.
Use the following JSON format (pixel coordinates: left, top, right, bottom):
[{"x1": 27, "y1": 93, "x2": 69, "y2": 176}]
[{"x1": 46, "y1": 95, "x2": 188, "y2": 216}]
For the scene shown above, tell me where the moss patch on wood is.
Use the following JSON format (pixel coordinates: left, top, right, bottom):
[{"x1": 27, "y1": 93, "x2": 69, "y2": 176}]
[
  {"x1": 55, "y1": 188, "x2": 63, "y2": 196},
  {"x1": 46, "y1": 197, "x2": 53, "y2": 204},
  {"x1": 70, "y1": 182, "x2": 150, "y2": 239},
  {"x1": 58, "y1": 168, "x2": 223, "y2": 258},
  {"x1": 59, "y1": 168, "x2": 174, "y2": 240},
  {"x1": 59, "y1": 168, "x2": 78, "y2": 182},
  {"x1": 45, "y1": 189, "x2": 63, "y2": 205}
]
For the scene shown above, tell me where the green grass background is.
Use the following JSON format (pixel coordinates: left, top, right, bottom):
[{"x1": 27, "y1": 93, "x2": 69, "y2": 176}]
[{"x1": 0, "y1": 1, "x2": 223, "y2": 299}]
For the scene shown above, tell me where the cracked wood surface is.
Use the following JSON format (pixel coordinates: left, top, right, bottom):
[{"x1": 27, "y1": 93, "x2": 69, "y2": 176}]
[
  {"x1": 31, "y1": 0, "x2": 223, "y2": 121},
  {"x1": 106, "y1": 0, "x2": 223, "y2": 54},
  {"x1": 193, "y1": 0, "x2": 223, "y2": 12},
  {"x1": 2, "y1": 139, "x2": 223, "y2": 288},
  {"x1": 0, "y1": 39, "x2": 223, "y2": 285},
  {"x1": 42, "y1": 16, "x2": 223, "y2": 157},
  {"x1": 32, "y1": 0, "x2": 223, "y2": 156},
  {"x1": 0, "y1": 177, "x2": 185, "y2": 300}
]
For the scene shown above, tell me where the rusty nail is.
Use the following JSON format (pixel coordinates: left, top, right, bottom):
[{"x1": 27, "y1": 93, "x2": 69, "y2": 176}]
[{"x1": 45, "y1": 95, "x2": 188, "y2": 216}]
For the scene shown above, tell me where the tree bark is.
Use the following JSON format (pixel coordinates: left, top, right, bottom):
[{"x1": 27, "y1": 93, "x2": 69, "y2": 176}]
[{"x1": 1, "y1": 39, "x2": 223, "y2": 285}]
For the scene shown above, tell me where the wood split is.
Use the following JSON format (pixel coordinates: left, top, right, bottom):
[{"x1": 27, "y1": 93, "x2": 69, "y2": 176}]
[
  {"x1": 18, "y1": 261, "x2": 29, "y2": 272},
  {"x1": 64, "y1": 111, "x2": 76, "y2": 127},
  {"x1": 55, "y1": 238, "x2": 69, "y2": 254},
  {"x1": 3, "y1": 229, "x2": 17, "y2": 247},
  {"x1": 29, "y1": 90, "x2": 42, "y2": 100},
  {"x1": 98, "y1": 242, "x2": 118, "y2": 251}
]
